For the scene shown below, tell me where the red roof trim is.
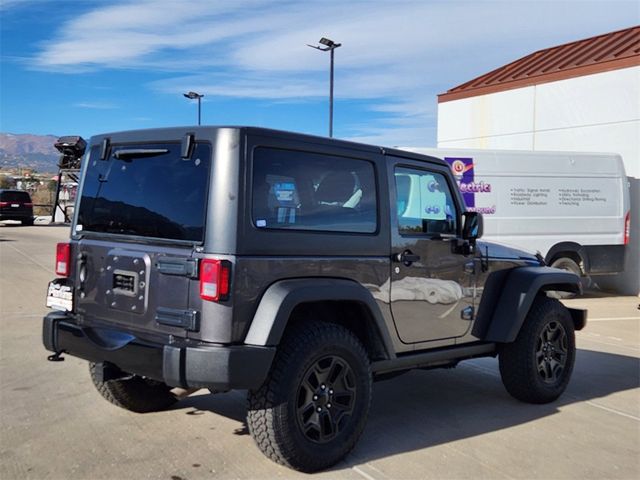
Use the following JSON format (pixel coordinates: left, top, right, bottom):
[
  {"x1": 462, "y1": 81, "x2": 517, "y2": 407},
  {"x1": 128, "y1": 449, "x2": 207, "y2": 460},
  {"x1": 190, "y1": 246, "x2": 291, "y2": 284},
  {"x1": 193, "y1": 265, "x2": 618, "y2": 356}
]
[{"x1": 439, "y1": 26, "x2": 640, "y2": 103}]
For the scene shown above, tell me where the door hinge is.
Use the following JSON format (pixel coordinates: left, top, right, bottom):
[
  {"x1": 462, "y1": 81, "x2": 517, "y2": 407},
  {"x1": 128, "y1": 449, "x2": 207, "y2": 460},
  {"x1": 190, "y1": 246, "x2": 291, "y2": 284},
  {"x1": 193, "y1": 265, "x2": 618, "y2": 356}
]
[{"x1": 156, "y1": 307, "x2": 200, "y2": 332}]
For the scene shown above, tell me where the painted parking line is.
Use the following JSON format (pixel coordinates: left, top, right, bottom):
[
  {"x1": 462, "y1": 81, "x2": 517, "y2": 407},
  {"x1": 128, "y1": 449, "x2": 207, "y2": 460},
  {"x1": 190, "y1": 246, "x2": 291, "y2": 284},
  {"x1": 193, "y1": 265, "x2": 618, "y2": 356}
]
[
  {"x1": 578, "y1": 335, "x2": 640, "y2": 353},
  {"x1": 588, "y1": 316, "x2": 640, "y2": 322},
  {"x1": 462, "y1": 363, "x2": 640, "y2": 422},
  {"x1": 3, "y1": 242, "x2": 54, "y2": 274}
]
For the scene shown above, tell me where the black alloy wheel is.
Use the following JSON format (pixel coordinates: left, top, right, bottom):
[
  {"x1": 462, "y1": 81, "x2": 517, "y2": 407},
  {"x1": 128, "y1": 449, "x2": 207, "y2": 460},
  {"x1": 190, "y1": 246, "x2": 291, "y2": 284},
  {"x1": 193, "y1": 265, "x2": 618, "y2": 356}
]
[
  {"x1": 296, "y1": 354, "x2": 356, "y2": 443},
  {"x1": 535, "y1": 320, "x2": 568, "y2": 384}
]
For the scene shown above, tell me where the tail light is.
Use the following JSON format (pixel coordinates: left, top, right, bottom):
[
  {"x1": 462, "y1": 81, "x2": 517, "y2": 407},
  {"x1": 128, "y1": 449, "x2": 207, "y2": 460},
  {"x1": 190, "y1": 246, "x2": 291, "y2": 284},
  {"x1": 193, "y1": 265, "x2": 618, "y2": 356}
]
[
  {"x1": 624, "y1": 211, "x2": 630, "y2": 245},
  {"x1": 0, "y1": 202, "x2": 8, "y2": 207},
  {"x1": 24, "y1": 202, "x2": 33, "y2": 207},
  {"x1": 55, "y1": 242, "x2": 71, "y2": 277},
  {"x1": 199, "y1": 259, "x2": 231, "y2": 302}
]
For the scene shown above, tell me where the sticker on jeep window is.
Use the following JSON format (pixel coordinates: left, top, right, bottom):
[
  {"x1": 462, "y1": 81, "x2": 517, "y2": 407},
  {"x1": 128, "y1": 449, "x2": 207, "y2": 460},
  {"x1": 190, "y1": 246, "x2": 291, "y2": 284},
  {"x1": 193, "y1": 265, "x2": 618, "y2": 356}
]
[
  {"x1": 256, "y1": 219, "x2": 267, "y2": 227},
  {"x1": 274, "y1": 182, "x2": 296, "y2": 204}
]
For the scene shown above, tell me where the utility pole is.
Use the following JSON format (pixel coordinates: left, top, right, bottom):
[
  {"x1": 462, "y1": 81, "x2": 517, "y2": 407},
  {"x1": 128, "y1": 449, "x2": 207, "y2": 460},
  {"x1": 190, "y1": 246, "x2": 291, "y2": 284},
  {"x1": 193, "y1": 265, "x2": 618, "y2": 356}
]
[
  {"x1": 307, "y1": 37, "x2": 342, "y2": 137},
  {"x1": 183, "y1": 91, "x2": 204, "y2": 125}
]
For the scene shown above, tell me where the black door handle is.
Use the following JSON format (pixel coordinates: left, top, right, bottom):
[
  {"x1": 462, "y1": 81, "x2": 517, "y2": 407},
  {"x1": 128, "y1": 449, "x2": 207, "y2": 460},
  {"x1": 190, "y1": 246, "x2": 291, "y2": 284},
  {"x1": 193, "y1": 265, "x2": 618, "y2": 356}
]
[{"x1": 394, "y1": 250, "x2": 421, "y2": 266}]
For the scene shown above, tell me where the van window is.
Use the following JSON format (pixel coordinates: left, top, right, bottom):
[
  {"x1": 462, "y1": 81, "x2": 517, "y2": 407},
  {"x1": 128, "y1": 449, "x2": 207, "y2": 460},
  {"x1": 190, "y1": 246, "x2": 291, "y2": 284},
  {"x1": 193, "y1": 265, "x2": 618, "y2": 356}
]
[
  {"x1": 395, "y1": 167, "x2": 457, "y2": 236},
  {"x1": 252, "y1": 147, "x2": 377, "y2": 233},
  {"x1": 77, "y1": 143, "x2": 211, "y2": 242}
]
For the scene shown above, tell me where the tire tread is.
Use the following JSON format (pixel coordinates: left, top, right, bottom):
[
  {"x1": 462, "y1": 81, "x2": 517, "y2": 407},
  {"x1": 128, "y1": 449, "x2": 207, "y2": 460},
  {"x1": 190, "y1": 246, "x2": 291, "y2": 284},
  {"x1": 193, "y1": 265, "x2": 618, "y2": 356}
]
[
  {"x1": 247, "y1": 320, "x2": 371, "y2": 472},
  {"x1": 499, "y1": 296, "x2": 575, "y2": 404}
]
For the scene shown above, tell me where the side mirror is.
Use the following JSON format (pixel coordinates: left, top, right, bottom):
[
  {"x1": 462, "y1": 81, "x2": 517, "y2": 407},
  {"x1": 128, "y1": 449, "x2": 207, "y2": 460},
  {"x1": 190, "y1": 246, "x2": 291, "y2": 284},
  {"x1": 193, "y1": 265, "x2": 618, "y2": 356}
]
[{"x1": 462, "y1": 211, "x2": 483, "y2": 241}]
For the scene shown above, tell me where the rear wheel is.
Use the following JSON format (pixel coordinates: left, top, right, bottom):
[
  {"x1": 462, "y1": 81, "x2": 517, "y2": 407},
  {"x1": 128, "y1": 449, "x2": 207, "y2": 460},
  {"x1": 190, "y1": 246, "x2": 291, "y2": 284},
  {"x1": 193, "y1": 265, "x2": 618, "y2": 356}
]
[
  {"x1": 21, "y1": 218, "x2": 34, "y2": 226},
  {"x1": 247, "y1": 320, "x2": 371, "y2": 472},
  {"x1": 89, "y1": 362, "x2": 178, "y2": 413},
  {"x1": 499, "y1": 297, "x2": 575, "y2": 404}
]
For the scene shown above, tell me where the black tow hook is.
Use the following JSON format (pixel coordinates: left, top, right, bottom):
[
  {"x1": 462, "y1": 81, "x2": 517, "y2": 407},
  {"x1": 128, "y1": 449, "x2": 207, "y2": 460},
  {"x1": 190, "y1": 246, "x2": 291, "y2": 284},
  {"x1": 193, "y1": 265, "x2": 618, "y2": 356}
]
[{"x1": 47, "y1": 351, "x2": 65, "y2": 362}]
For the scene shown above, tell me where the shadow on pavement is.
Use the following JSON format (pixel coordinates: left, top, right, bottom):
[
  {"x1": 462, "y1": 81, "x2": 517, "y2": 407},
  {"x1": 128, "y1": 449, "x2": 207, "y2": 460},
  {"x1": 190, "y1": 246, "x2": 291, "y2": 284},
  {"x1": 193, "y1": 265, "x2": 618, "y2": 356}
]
[
  {"x1": 170, "y1": 348, "x2": 639, "y2": 464},
  {"x1": 176, "y1": 391, "x2": 247, "y2": 425}
]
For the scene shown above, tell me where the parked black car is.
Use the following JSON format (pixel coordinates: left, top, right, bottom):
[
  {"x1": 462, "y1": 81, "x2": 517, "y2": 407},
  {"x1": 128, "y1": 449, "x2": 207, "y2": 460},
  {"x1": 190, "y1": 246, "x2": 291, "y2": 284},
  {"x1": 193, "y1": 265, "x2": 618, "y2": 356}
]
[
  {"x1": 0, "y1": 189, "x2": 34, "y2": 225},
  {"x1": 43, "y1": 127, "x2": 586, "y2": 472}
]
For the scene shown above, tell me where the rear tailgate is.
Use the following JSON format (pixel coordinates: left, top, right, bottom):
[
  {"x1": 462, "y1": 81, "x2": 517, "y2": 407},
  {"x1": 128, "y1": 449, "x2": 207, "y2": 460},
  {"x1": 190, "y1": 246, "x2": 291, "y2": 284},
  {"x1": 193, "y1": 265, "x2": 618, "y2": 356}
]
[
  {"x1": 74, "y1": 239, "x2": 197, "y2": 337},
  {"x1": 70, "y1": 140, "x2": 212, "y2": 339}
]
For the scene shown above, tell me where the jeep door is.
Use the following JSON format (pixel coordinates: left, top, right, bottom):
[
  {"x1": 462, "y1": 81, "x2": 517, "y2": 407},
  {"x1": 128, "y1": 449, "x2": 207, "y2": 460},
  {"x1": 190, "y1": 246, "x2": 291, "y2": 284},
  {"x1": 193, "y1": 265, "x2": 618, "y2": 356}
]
[{"x1": 387, "y1": 157, "x2": 476, "y2": 344}]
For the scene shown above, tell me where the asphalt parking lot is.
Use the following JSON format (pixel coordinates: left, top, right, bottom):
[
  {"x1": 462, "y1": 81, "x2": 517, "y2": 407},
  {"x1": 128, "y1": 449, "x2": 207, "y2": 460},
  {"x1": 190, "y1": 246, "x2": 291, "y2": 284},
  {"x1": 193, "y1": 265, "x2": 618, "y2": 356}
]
[{"x1": 1, "y1": 224, "x2": 638, "y2": 480}]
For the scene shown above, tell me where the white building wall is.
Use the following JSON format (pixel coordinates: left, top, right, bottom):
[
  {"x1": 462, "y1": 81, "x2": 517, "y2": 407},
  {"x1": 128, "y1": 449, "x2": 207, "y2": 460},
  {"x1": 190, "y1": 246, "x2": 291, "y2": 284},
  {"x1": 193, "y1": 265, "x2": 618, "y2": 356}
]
[{"x1": 437, "y1": 66, "x2": 640, "y2": 295}]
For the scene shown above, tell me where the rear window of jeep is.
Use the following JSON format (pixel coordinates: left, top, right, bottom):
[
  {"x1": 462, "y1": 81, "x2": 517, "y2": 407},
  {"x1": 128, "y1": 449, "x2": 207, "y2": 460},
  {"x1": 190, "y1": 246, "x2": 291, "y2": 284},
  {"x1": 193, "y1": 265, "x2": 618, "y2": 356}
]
[
  {"x1": 252, "y1": 147, "x2": 377, "y2": 233},
  {"x1": 77, "y1": 142, "x2": 211, "y2": 242}
]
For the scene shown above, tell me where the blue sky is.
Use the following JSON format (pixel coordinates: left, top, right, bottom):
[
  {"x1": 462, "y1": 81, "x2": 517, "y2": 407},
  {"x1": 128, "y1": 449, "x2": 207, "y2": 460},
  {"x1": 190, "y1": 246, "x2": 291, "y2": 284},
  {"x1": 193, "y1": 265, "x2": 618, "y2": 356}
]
[{"x1": 1, "y1": 0, "x2": 638, "y2": 146}]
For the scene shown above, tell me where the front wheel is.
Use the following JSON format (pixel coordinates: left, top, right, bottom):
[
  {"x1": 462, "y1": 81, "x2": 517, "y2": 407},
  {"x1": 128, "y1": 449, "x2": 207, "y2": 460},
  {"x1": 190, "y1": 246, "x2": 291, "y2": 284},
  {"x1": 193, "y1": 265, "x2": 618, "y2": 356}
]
[
  {"x1": 499, "y1": 297, "x2": 576, "y2": 404},
  {"x1": 247, "y1": 320, "x2": 372, "y2": 472}
]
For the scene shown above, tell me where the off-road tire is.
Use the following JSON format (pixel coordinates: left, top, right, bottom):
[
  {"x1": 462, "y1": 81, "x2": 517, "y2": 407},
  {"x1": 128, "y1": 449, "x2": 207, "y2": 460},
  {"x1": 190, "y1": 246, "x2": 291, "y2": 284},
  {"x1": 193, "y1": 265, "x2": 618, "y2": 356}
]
[
  {"x1": 499, "y1": 297, "x2": 575, "y2": 404},
  {"x1": 89, "y1": 362, "x2": 178, "y2": 413},
  {"x1": 246, "y1": 320, "x2": 371, "y2": 472}
]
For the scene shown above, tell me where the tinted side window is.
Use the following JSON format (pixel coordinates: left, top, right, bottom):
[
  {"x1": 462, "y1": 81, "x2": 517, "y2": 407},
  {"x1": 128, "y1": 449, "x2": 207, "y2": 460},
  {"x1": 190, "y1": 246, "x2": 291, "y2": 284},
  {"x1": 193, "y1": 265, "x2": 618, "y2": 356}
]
[
  {"x1": 395, "y1": 167, "x2": 457, "y2": 236},
  {"x1": 252, "y1": 147, "x2": 377, "y2": 233}
]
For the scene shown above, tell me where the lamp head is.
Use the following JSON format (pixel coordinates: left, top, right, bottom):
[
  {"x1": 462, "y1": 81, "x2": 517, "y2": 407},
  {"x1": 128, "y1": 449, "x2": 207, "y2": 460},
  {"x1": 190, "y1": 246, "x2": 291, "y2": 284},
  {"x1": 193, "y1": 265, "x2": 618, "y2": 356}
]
[
  {"x1": 184, "y1": 91, "x2": 203, "y2": 99},
  {"x1": 319, "y1": 37, "x2": 334, "y2": 47}
]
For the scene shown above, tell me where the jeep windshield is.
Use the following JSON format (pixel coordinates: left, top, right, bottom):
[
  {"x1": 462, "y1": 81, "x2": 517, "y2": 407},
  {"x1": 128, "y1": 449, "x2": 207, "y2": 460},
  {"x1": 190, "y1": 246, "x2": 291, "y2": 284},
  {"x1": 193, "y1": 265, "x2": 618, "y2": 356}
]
[{"x1": 76, "y1": 142, "x2": 211, "y2": 242}]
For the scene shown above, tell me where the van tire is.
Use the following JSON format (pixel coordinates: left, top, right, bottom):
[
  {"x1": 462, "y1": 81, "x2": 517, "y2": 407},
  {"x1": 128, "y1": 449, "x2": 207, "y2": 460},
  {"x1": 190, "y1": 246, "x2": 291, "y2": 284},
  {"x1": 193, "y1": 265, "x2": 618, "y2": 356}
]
[
  {"x1": 549, "y1": 257, "x2": 585, "y2": 298},
  {"x1": 499, "y1": 297, "x2": 575, "y2": 404},
  {"x1": 89, "y1": 362, "x2": 178, "y2": 413},
  {"x1": 246, "y1": 320, "x2": 371, "y2": 472}
]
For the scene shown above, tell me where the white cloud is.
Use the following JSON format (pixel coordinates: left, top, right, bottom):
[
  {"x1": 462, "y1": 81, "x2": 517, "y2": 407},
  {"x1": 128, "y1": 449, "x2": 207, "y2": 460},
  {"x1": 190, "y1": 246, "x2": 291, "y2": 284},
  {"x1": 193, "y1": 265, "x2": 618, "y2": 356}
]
[
  {"x1": 32, "y1": 0, "x2": 640, "y2": 144},
  {"x1": 73, "y1": 101, "x2": 119, "y2": 110},
  {"x1": 0, "y1": 0, "x2": 34, "y2": 10}
]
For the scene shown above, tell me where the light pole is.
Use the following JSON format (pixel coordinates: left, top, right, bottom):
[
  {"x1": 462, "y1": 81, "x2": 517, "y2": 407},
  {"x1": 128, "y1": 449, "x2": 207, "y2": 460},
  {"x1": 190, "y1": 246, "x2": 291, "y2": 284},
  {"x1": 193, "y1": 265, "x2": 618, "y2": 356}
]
[
  {"x1": 307, "y1": 37, "x2": 341, "y2": 137},
  {"x1": 183, "y1": 91, "x2": 204, "y2": 125}
]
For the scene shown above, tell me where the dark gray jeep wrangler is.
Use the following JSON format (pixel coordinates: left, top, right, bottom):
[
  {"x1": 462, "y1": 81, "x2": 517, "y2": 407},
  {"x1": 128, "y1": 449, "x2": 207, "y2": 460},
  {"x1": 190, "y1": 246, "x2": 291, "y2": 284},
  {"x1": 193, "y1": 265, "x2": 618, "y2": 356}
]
[{"x1": 43, "y1": 126, "x2": 586, "y2": 472}]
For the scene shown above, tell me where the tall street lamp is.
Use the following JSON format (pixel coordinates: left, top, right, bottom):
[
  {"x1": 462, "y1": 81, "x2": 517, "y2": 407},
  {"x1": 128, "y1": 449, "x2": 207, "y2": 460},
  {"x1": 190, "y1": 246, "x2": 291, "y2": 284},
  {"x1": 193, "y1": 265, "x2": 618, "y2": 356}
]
[
  {"x1": 307, "y1": 37, "x2": 341, "y2": 137},
  {"x1": 183, "y1": 91, "x2": 204, "y2": 125}
]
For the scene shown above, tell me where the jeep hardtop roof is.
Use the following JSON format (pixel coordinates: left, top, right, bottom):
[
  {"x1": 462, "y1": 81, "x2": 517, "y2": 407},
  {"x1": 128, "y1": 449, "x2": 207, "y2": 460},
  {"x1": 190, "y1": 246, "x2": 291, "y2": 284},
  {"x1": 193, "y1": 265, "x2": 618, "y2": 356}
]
[{"x1": 89, "y1": 126, "x2": 448, "y2": 168}]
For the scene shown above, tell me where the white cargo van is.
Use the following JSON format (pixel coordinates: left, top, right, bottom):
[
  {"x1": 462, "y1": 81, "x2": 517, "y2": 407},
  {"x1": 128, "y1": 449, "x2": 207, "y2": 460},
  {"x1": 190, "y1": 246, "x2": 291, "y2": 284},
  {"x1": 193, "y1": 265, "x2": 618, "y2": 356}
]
[{"x1": 404, "y1": 148, "x2": 630, "y2": 281}]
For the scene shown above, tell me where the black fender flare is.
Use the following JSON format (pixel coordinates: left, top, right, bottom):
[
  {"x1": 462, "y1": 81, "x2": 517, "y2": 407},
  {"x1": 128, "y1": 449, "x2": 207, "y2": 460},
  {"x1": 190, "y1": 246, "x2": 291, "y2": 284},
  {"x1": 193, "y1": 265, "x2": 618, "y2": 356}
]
[
  {"x1": 481, "y1": 267, "x2": 582, "y2": 343},
  {"x1": 243, "y1": 278, "x2": 395, "y2": 358}
]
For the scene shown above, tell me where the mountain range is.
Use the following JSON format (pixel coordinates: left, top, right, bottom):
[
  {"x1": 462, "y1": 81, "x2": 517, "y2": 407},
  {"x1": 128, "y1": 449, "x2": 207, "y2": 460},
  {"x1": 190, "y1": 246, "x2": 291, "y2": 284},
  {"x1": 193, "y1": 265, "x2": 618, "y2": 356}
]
[{"x1": 0, "y1": 133, "x2": 61, "y2": 173}]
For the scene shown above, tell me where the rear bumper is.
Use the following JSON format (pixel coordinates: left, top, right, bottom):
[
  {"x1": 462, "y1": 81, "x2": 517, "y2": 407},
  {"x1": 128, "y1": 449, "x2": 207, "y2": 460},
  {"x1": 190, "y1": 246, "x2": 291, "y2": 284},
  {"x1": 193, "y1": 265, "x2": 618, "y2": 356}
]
[
  {"x1": 43, "y1": 311, "x2": 275, "y2": 390},
  {"x1": 0, "y1": 212, "x2": 32, "y2": 221}
]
